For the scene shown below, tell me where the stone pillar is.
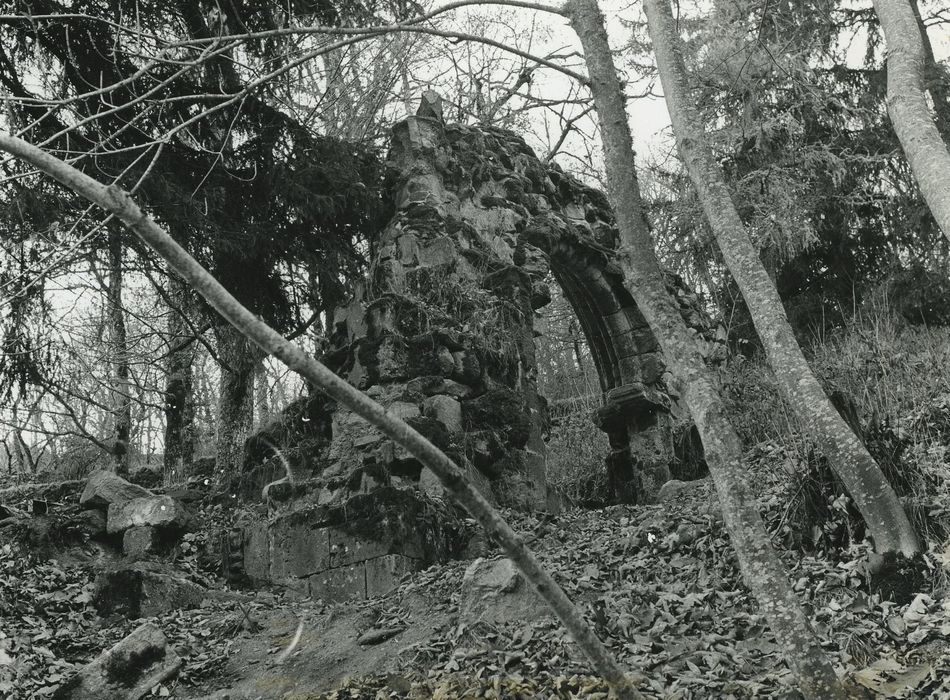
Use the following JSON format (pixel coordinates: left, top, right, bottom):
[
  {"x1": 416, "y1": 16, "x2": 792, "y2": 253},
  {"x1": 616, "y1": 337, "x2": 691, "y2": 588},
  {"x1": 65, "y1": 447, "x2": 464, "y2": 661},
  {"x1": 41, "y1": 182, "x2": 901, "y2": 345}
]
[{"x1": 321, "y1": 108, "x2": 552, "y2": 509}]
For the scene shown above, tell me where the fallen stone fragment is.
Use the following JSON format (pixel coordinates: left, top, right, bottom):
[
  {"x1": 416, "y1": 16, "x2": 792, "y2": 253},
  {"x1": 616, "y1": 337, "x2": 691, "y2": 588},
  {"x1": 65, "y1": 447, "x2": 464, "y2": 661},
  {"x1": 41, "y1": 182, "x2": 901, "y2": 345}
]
[
  {"x1": 107, "y1": 495, "x2": 191, "y2": 535},
  {"x1": 93, "y1": 566, "x2": 206, "y2": 618},
  {"x1": 123, "y1": 526, "x2": 162, "y2": 558},
  {"x1": 51, "y1": 622, "x2": 181, "y2": 700},
  {"x1": 80, "y1": 471, "x2": 152, "y2": 510},
  {"x1": 422, "y1": 394, "x2": 462, "y2": 433},
  {"x1": 459, "y1": 557, "x2": 549, "y2": 627},
  {"x1": 656, "y1": 479, "x2": 691, "y2": 503},
  {"x1": 356, "y1": 625, "x2": 407, "y2": 646}
]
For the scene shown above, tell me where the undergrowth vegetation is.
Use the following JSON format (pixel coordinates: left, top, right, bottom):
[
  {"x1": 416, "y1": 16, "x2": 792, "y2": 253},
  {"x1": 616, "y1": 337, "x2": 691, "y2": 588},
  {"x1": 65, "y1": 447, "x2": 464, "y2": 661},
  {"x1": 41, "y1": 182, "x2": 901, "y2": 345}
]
[
  {"x1": 545, "y1": 300, "x2": 950, "y2": 559},
  {"x1": 544, "y1": 405, "x2": 610, "y2": 507},
  {"x1": 723, "y1": 302, "x2": 950, "y2": 553}
]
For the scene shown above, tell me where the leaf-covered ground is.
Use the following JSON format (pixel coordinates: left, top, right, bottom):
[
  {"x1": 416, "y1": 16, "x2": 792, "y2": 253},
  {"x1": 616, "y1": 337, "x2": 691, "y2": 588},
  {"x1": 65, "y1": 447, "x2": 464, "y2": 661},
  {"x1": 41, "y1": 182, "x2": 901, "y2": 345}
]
[{"x1": 2, "y1": 467, "x2": 949, "y2": 699}]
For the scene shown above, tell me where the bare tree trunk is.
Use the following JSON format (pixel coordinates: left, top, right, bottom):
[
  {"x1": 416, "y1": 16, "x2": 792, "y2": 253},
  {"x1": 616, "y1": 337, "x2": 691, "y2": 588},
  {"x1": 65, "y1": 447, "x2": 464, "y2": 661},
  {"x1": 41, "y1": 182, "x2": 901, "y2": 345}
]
[
  {"x1": 163, "y1": 276, "x2": 196, "y2": 477},
  {"x1": 565, "y1": 1, "x2": 848, "y2": 696},
  {"x1": 214, "y1": 323, "x2": 257, "y2": 475},
  {"x1": 107, "y1": 226, "x2": 131, "y2": 476},
  {"x1": 255, "y1": 362, "x2": 270, "y2": 427},
  {"x1": 873, "y1": 0, "x2": 950, "y2": 243},
  {"x1": 909, "y1": 0, "x2": 950, "y2": 141},
  {"x1": 643, "y1": 0, "x2": 920, "y2": 558},
  {"x1": 0, "y1": 130, "x2": 641, "y2": 700}
]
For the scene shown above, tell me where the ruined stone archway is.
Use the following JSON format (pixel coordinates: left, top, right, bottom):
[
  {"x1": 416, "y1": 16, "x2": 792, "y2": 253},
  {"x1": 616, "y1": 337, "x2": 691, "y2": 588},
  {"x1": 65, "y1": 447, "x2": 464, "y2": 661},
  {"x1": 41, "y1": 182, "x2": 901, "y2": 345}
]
[
  {"x1": 246, "y1": 103, "x2": 718, "y2": 508},
  {"x1": 233, "y1": 101, "x2": 720, "y2": 601}
]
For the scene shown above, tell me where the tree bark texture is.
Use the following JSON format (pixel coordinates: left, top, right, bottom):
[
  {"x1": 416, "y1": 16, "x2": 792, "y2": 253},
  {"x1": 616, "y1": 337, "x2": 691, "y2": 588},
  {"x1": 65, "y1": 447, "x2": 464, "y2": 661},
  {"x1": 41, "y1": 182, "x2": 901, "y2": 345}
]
[
  {"x1": 214, "y1": 323, "x2": 257, "y2": 475},
  {"x1": 0, "y1": 132, "x2": 641, "y2": 700},
  {"x1": 107, "y1": 226, "x2": 131, "y2": 476},
  {"x1": 163, "y1": 276, "x2": 197, "y2": 476},
  {"x1": 873, "y1": 0, "x2": 950, "y2": 243},
  {"x1": 566, "y1": 1, "x2": 849, "y2": 696},
  {"x1": 909, "y1": 0, "x2": 950, "y2": 141},
  {"x1": 643, "y1": 0, "x2": 920, "y2": 558}
]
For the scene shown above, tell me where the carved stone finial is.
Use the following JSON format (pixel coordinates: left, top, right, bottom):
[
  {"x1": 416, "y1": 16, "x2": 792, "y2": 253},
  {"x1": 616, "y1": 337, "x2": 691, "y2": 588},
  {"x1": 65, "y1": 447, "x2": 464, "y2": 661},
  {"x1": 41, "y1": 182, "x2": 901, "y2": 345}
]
[{"x1": 417, "y1": 89, "x2": 444, "y2": 122}]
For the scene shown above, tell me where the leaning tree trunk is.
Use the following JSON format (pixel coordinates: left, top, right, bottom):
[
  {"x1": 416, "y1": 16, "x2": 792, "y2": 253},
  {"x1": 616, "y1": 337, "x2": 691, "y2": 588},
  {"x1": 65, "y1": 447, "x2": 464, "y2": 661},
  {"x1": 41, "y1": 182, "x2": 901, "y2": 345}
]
[
  {"x1": 214, "y1": 323, "x2": 257, "y2": 475},
  {"x1": 642, "y1": 0, "x2": 920, "y2": 558},
  {"x1": 872, "y1": 0, "x2": 950, "y2": 243},
  {"x1": 107, "y1": 226, "x2": 132, "y2": 476},
  {"x1": 909, "y1": 0, "x2": 950, "y2": 142},
  {"x1": 0, "y1": 132, "x2": 641, "y2": 700},
  {"x1": 565, "y1": 1, "x2": 849, "y2": 697},
  {"x1": 163, "y1": 276, "x2": 197, "y2": 477}
]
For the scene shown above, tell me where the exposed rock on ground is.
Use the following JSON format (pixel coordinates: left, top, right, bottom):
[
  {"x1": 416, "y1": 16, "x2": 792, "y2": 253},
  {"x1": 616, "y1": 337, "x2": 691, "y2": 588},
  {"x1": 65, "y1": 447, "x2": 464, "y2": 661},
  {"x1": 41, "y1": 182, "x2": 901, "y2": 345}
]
[
  {"x1": 107, "y1": 495, "x2": 193, "y2": 535},
  {"x1": 93, "y1": 565, "x2": 207, "y2": 619},
  {"x1": 51, "y1": 623, "x2": 181, "y2": 700},
  {"x1": 2, "y1": 467, "x2": 949, "y2": 699},
  {"x1": 459, "y1": 557, "x2": 550, "y2": 627},
  {"x1": 80, "y1": 471, "x2": 152, "y2": 510}
]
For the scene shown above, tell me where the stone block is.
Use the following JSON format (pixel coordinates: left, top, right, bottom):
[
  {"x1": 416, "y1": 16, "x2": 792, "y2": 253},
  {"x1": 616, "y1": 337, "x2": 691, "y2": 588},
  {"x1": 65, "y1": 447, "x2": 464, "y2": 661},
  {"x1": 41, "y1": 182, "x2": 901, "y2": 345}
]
[
  {"x1": 93, "y1": 567, "x2": 206, "y2": 619},
  {"x1": 388, "y1": 401, "x2": 421, "y2": 421},
  {"x1": 397, "y1": 233, "x2": 420, "y2": 264},
  {"x1": 365, "y1": 555, "x2": 419, "y2": 598},
  {"x1": 243, "y1": 521, "x2": 270, "y2": 582},
  {"x1": 269, "y1": 519, "x2": 330, "y2": 580},
  {"x1": 123, "y1": 526, "x2": 160, "y2": 558},
  {"x1": 614, "y1": 325, "x2": 660, "y2": 355},
  {"x1": 308, "y1": 562, "x2": 365, "y2": 602},
  {"x1": 422, "y1": 394, "x2": 462, "y2": 433},
  {"x1": 417, "y1": 237, "x2": 456, "y2": 267},
  {"x1": 638, "y1": 352, "x2": 666, "y2": 384},
  {"x1": 459, "y1": 557, "x2": 549, "y2": 627},
  {"x1": 326, "y1": 527, "x2": 392, "y2": 567},
  {"x1": 52, "y1": 622, "x2": 181, "y2": 700},
  {"x1": 107, "y1": 496, "x2": 191, "y2": 535},
  {"x1": 405, "y1": 376, "x2": 474, "y2": 399},
  {"x1": 80, "y1": 470, "x2": 151, "y2": 510}
]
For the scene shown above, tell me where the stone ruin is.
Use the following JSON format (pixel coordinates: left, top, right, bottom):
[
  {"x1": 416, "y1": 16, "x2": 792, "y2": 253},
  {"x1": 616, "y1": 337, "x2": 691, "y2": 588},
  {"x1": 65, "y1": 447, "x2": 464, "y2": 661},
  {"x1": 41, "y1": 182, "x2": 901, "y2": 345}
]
[{"x1": 230, "y1": 95, "x2": 721, "y2": 601}]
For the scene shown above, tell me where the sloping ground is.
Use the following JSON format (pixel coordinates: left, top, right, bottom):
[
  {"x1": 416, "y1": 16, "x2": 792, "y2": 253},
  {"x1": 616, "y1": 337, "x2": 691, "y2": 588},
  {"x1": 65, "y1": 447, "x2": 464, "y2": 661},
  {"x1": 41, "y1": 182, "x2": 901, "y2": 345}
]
[{"x1": 2, "y1": 469, "x2": 949, "y2": 699}]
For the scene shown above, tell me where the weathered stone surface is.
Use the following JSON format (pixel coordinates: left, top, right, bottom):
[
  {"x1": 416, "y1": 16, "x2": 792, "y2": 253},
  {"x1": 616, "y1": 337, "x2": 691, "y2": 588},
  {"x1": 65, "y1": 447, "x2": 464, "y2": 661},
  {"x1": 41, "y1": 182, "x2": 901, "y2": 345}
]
[
  {"x1": 422, "y1": 395, "x2": 462, "y2": 433},
  {"x1": 366, "y1": 554, "x2": 418, "y2": 598},
  {"x1": 107, "y1": 496, "x2": 192, "y2": 535},
  {"x1": 232, "y1": 106, "x2": 722, "y2": 584},
  {"x1": 236, "y1": 488, "x2": 467, "y2": 601},
  {"x1": 242, "y1": 521, "x2": 270, "y2": 583},
  {"x1": 123, "y1": 526, "x2": 161, "y2": 558},
  {"x1": 328, "y1": 527, "x2": 394, "y2": 567},
  {"x1": 80, "y1": 471, "x2": 151, "y2": 510},
  {"x1": 308, "y1": 561, "x2": 364, "y2": 602},
  {"x1": 269, "y1": 519, "x2": 331, "y2": 580},
  {"x1": 93, "y1": 566, "x2": 205, "y2": 618},
  {"x1": 52, "y1": 622, "x2": 181, "y2": 700},
  {"x1": 459, "y1": 557, "x2": 548, "y2": 626},
  {"x1": 356, "y1": 625, "x2": 407, "y2": 646}
]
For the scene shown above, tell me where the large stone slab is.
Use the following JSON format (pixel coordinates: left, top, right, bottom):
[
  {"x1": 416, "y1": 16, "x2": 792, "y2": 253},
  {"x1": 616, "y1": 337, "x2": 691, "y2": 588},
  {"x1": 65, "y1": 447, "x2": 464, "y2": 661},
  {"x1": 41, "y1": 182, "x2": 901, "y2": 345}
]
[
  {"x1": 308, "y1": 561, "x2": 365, "y2": 602},
  {"x1": 123, "y1": 526, "x2": 161, "y2": 558},
  {"x1": 107, "y1": 495, "x2": 192, "y2": 535},
  {"x1": 80, "y1": 471, "x2": 151, "y2": 510},
  {"x1": 93, "y1": 566, "x2": 206, "y2": 619},
  {"x1": 365, "y1": 554, "x2": 419, "y2": 598},
  {"x1": 52, "y1": 622, "x2": 181, "y2": 699},
  {"x1": 269, "y1": 519, "x2": 331, "y2": 580}
]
